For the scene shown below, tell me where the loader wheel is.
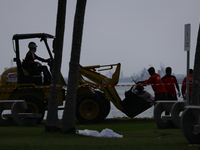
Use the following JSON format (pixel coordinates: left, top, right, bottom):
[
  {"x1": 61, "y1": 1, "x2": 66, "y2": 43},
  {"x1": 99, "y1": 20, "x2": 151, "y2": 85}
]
[
  {"x1": 18, "y1": 96, "x2": 45, "y2": 124},
  {"x1": 76, "y1": 93, "x2": 107, "y2": 123},
  {"x1": 95, "y1": 91, "x2": 111, "y2": 120},
  {"x1": 102, "y1": 98, "x2": 110, "y2": 120}
]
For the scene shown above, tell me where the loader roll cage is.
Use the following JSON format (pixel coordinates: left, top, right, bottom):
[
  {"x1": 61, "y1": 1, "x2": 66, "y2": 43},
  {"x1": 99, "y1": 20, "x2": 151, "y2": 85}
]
[{"x1": 12, "y1": 33, "x2": 55, "y2": 84}]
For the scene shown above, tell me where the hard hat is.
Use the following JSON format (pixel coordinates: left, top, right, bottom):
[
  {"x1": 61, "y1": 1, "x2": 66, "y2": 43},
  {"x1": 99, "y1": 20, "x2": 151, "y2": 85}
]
[{"x1": 28, "y1": 42, "x2": 37, "y2": 49}]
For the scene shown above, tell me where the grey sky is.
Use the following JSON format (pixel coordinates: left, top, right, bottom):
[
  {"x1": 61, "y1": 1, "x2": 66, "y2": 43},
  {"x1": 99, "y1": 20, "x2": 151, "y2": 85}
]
[{"x1": 0, "y1": 0, "x2": 200, "y2": 78}]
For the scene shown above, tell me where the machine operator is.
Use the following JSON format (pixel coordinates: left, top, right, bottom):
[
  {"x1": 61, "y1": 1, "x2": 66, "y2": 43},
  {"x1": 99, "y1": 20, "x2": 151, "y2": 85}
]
[{"x1": 23, "y1": 42, "x2": 51, "y2": 84}]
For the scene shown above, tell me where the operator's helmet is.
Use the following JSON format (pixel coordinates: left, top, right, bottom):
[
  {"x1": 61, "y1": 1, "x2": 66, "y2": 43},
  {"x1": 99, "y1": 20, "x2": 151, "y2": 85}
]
[{"x1": 28, "y1": 42, "x2": 37, "y2": 49}]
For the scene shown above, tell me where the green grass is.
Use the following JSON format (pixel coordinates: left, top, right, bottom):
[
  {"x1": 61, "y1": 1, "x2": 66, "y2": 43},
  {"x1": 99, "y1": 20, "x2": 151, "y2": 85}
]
[{"x1": 0, "y1": 118, "x2": 198, "y2": 150}]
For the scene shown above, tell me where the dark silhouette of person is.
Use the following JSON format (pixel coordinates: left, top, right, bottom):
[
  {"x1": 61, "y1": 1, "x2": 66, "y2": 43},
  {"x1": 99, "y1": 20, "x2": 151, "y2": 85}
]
[
  {"x1": 162, "y1": 67, "x2": 180, "y2": 100},
  {"x1": 24, "y1": 42, "x2": 51, "y2": 84}
]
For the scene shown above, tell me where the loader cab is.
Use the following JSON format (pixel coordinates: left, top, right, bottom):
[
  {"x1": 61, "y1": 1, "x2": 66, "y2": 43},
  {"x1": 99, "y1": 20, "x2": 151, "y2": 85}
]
[{"x1": 12, "y1": 33, "x2": 54, "y2": 85}]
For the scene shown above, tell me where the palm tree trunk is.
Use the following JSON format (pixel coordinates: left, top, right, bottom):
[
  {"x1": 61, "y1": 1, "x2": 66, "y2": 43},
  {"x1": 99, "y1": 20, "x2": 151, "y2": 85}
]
[
  {"x1": 45, "y1": 0, "x2": 67, "y2": 132},
  {"x1": 62, "y1": 0, "x2": 87, "y2": 133},
  {"x1": 191, "y1": 24, "x2": 200, "y2": 105}
]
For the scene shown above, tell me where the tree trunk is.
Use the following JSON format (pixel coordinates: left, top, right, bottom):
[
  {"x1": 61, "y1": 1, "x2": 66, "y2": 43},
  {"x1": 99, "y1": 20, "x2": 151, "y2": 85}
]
[
  {"x1": 45, "y1": 0, "x2": 67, "y2": 132},
  {"x1": 62, "y1": 0, "x2": 87, "y2": 133},
  {"x1": 191, "y1": 24, "x2": 200, "y2": 105}
]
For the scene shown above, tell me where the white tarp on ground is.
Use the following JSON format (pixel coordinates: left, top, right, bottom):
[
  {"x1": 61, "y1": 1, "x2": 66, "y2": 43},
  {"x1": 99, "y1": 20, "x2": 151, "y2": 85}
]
[{"x1": 77, "y1": 128, "x2": 123, "y2": 138}]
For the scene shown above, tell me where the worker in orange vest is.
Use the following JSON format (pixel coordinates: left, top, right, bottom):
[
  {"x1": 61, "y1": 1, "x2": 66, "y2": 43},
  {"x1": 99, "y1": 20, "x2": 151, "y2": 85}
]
[
  {"x1": 161, "y1": 67, "x2": 181, "y2": 100},
  {"x1": 137, "y1": 67, "x2": 167, "y2": 102}
]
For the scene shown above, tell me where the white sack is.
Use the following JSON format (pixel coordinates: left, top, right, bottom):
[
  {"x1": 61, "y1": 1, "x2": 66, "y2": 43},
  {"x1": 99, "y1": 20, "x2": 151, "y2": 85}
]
[{"x1": 77, "y1": 128, "x2": 123, "y2": 138}]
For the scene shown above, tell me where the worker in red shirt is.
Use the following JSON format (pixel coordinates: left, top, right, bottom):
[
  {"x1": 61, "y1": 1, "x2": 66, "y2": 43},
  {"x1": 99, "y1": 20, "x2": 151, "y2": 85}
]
[
  {"x1": 181, "y1": 69, "x2": 193, "y2": 100},
  {"x1": 25, "y1": 42, "x2": 49, "y2": 64},
  {"x1": 161, "y1": 67, "x2": 180, "y2": 100},
  {"x1": 137, "y1": 67, "x2": 167, "y2": 102},
  {"x1": 23, "y1": 42, "x2": 51, "y2": 84}
]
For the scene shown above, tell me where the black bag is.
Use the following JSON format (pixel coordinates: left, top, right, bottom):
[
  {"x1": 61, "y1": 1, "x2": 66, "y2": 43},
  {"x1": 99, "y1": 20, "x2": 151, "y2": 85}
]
[{"x1": 121, "y1": 86, "x2": 153, "y2": 118}]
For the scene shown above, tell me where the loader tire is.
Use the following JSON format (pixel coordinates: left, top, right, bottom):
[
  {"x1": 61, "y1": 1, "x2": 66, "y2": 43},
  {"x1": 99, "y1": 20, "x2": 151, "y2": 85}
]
[
  {"x1": 76, "y1": 93, "x2": 107, "y2": 123},
  {"x1": 102, "y1": 98, "x2": 110, "y2": 120},
  {"x1": 95, "y1": 91, "x2": 111, "y2": 120},
  {"x1": 18, "y1": 96, "x2": 45, "y2": 124}
]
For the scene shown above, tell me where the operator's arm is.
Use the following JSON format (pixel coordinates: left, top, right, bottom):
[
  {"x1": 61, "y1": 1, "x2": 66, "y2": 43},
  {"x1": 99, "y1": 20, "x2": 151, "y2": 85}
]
[{"x1": 35, "y1": 54, "x2": 48, "y2": 62}]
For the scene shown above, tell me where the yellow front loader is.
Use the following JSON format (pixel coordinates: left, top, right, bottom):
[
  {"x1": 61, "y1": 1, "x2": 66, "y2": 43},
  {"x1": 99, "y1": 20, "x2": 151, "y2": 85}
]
[
  {"x1": 0, "y1": 33, "x2": 126, "y2": 124},
  {"x1": 0, "y1": 33, "x2": 153, "y2": 124}
]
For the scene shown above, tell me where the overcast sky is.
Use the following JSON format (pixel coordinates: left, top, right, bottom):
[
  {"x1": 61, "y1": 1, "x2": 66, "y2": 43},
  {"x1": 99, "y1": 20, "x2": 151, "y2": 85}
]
[{"x1": 0, "y1": 0, "x2": 200, "y2": 78}]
